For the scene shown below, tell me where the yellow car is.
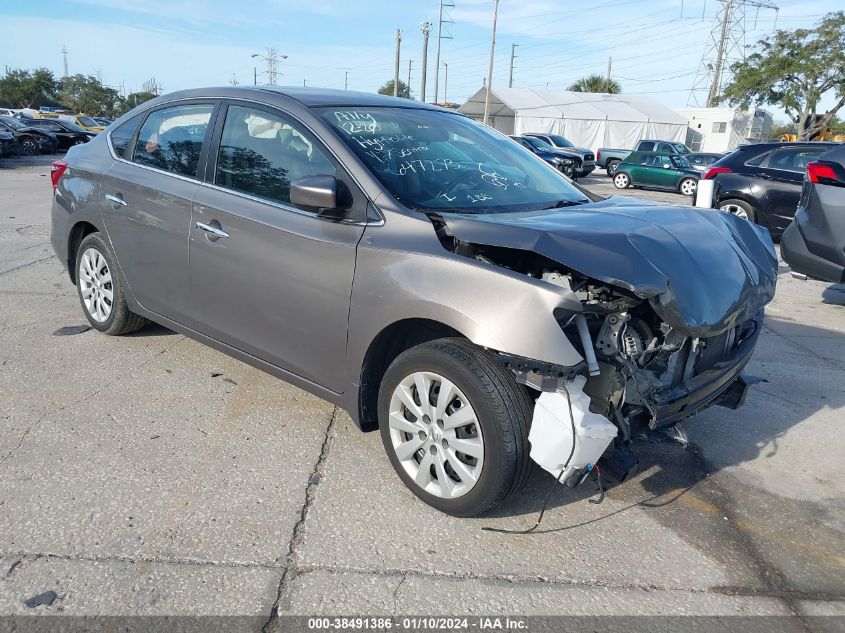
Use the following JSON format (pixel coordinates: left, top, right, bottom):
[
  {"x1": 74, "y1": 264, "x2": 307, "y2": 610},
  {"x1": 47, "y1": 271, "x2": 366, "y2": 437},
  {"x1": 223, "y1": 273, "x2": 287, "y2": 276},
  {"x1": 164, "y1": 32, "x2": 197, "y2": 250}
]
[{"x1": 73, "y1": 116, "x2": 105, "y2": 132}]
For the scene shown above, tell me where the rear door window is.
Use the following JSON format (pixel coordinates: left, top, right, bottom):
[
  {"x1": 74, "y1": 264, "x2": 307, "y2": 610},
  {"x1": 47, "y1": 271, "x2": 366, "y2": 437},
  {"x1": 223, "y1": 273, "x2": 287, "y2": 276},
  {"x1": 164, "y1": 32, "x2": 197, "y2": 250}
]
[
  {"x1": 765, "y1": 147, "x2": 828, "y2": 173},
  {"x1": 132, "y1": 104, "x2": 214, "y2": 178},
  {"x1": 639, "y1": 141, "x2": 655, "y2": 151},
  {"x1": 213, "y1": 104, "x2": 336, "y2": 209}
]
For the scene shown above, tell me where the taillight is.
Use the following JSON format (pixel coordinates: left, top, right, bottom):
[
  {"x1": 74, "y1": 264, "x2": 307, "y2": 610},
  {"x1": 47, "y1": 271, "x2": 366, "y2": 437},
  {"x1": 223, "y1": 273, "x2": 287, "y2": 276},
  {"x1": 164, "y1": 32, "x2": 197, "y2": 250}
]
[
  {"x1": 596, "y1": 150, "x2": 601, "y2": 161},
  {"x1": 807, "y1": 161, "x2": 845, "y2": 187},
  {"x1": 703, "y1": 166, "x2": 732, "y2": 180},
  {"x1": 50, "y1": 161, "x2": 68, "y2": 189}
]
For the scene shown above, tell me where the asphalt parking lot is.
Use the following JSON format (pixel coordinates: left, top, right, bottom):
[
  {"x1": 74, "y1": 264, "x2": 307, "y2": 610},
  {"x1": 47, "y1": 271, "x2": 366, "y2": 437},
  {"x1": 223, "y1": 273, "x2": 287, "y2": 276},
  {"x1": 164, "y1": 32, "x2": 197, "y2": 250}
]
[{"x1": 0, "y1": 155, "x2": 843, "y2": 627}]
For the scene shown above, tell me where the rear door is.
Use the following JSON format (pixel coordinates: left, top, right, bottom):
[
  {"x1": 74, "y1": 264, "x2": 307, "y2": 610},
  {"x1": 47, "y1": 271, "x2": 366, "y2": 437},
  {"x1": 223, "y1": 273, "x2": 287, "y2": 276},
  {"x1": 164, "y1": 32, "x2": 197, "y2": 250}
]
[
  {"x1": 100, "y1": 101, "x2": 218, "y2": 326},
  {"x1": 752, "y1": 146, "x2": 830, "y2": 232},
  {"x1": 189, "y1": 101, "x2": 366, "y2": 392}
]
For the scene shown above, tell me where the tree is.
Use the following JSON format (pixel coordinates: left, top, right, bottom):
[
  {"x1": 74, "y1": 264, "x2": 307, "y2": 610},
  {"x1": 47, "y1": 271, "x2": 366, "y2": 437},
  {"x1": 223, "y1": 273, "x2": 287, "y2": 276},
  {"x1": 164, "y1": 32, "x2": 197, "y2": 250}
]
[
  {"x1": 0, "y1": 68, "x2": 61, "y2": 108},
  {"x1": 118, "y1": 91, "x2": 157, "y2": 115},
  {"x1": 377, "y1": 79, "x2": 411, "y2": 99},
  {"x1": 568, "y1": 74, "x2": 621, "y2": 94},
  {"x1": 60, "y1": 74, "x2": 122, "y2": 116},
  {"x1": 721, "y1": 11, "x2": 845, "y2": 140}
]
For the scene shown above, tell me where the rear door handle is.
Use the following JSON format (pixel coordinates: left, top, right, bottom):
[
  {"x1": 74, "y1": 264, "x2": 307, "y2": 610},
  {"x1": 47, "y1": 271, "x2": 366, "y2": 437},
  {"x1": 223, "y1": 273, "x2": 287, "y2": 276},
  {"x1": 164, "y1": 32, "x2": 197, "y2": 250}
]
[
  {"x1": 195, "y1": 221, "x2": 229, "y2": 239},
  {"x1": 105, "y1": 194, "x2": 127, "y2": 207}
]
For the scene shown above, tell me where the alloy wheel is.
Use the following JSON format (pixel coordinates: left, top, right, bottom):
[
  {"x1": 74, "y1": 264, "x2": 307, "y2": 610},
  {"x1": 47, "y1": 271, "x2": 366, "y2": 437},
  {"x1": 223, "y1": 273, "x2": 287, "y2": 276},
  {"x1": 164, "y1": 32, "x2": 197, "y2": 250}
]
[
  {"x1": 681, "y1": 179, "x2": 697, "y2": 196},
  {"x1": 387, "y1": 371, "x2": 484, "y2": 499},
  {"x1": 720, "y1": 202, "x2": 749, "y2": 220},
  {"x1": 614, "y1": 173, "x2": 629, "y2": 188},
  {"x1": 78, "y1": 247, "x2": 113, "y2": 322}
]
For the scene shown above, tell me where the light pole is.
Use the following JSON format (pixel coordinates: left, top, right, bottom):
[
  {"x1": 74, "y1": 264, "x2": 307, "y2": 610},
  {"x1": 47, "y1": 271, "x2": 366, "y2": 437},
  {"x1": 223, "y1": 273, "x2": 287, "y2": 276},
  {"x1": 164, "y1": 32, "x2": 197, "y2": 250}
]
[
  {"x1": 483, "y1": 0, "x2": 499, "y2": 125},
  {"x1": 251, "y1": 50, "x2": 287, "y2": 86},
  {"x1": 442, "y1": 62, "x2": 448, "y2": 104}
]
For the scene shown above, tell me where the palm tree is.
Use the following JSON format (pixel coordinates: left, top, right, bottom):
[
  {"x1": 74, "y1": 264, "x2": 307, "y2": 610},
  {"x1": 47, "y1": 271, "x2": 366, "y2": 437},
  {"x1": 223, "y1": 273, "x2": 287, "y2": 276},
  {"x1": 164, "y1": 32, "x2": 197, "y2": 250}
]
[{"x1": 568, "y1": 74, "x2": 621, "y2": 94}]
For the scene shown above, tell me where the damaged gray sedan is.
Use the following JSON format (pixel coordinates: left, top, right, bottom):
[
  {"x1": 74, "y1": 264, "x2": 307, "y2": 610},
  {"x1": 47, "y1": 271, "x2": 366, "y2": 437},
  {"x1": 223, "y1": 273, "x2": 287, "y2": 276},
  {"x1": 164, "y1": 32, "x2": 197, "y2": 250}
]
[{"x1": 50, "y1": 87, "x2": 778, "y2": 517}]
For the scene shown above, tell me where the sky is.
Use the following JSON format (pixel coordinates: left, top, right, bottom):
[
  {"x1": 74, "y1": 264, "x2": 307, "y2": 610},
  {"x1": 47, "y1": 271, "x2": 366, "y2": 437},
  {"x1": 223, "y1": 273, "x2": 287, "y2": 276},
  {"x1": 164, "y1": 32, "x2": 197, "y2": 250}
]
[{"x1": 0, "y1": 0, "x2": 840, "y2": 119}]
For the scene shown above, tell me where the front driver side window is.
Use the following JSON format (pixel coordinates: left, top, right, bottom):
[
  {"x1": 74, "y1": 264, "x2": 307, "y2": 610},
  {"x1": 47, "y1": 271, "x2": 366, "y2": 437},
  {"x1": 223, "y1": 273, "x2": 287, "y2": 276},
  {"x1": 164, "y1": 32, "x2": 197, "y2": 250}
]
[{"x1": 214, "y1": 105, "x2": 336, "y2": 209}]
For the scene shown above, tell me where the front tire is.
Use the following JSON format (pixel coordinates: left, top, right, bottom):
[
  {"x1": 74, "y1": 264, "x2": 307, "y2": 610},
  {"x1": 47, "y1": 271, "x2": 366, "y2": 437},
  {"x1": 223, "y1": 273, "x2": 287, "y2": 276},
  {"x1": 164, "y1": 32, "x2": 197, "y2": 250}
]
[
  {"x1": 75, "y1": 232, "x2": 146, "y2": 335},
  {"x1": 679, "y1": 178, "x2": 697, "y2": 197},
  {"x1": 378, "y1": 338, "x2": 532, "y2": 517},
  {"x1": 613, "y1": 172, "x2": 630, "y2": 189}
]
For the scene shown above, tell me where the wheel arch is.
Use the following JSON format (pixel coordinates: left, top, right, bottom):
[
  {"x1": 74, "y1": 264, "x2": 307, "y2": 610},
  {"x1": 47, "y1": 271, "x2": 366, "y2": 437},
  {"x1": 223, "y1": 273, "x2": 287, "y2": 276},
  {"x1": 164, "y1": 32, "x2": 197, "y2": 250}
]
[
  {"x1": 357, "y1": 318, "x2": 466, "y2": 431},
  {"x1": 67, "y1": 220, "x2": 102, "y2": 284}
]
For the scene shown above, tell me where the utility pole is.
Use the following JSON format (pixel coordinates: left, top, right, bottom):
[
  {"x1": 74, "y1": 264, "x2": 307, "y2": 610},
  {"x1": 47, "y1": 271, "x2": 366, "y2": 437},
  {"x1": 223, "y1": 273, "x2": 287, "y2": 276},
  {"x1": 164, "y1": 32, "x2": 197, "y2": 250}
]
[
  {"x1": 508, "y1": 43, "x2": 518, "y2": 88},
  {"x1": 606, "y1": 56, "x2": 613, "y2": 93},
  {"x1": 344, "y1": 71, "x2": 349, "y2": 90},
  {"x1": 254, "y1": 66, "x2": 257, "y2": 85},
  {"x1": 407, "y1": 59, "x2": 413, "y2": 99},
  {"x1": 708, "y1": 0, "x2": 734, "y2": 107},
  {"x1": 483, "y1": 0, "x2": 500, "y2": 125},
  {"x1": 420, "y1": 21, "x2": 431, "y2": 102},
  {"x1": 443, "y1": 62, "x2": 448, "y2": 104},
  {"x1": 393, "y1": 28, "x2": 402, "y2": 97},
  {"x1": 433, "y1": 0, "x2": 454, "y2": 103},
  {"x1": 61, "y1": 45, "x2": 69, "y2": 78}
]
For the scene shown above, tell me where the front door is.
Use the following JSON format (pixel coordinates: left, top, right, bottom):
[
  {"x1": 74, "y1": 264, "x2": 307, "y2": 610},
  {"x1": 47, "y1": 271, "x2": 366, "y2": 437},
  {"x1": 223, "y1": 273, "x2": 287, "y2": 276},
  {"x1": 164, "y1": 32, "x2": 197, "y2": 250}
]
[
  {"x1": 189, "y1": 103, "x2": 366, "y2": 392},
  {"x1": 100, "y1": 101, "x2": 216, "y2": 325}
]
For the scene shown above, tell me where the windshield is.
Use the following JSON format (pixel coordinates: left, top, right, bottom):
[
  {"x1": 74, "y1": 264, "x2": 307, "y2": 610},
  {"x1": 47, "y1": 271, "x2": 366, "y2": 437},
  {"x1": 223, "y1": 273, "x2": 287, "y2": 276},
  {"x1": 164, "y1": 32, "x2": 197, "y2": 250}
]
[
  {"x1": 523, "y1": 136, "x2": 555, "y2": 152},
  {"x1": 77, "y1": 116, "x2": 100, "y2": 127},
  {"x1": 671, "y1": 155, "x2": 692, "y2": 169},
  {"x1": 319, "y1": 107, "x2": 591, "y2": 214},
  {"x1": 548, "y1": 134, "x2": 573, "y2": 147},
  {"x1": 0, "y1": 116, "x2": 25, "y2": 130},
  {"x1": 61, "y1": 121, "x2": 88, "y2": 133},
  {"x1": 672, "y1": 143, "x2": 690, "y2": 154}
]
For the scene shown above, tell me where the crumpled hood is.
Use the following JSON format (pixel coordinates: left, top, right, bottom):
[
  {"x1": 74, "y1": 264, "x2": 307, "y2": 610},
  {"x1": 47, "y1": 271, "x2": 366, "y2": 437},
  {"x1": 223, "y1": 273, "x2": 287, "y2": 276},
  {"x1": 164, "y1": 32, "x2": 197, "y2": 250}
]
[{"x1": 441, "y1": 196, "x2": 778, "y2": 337}]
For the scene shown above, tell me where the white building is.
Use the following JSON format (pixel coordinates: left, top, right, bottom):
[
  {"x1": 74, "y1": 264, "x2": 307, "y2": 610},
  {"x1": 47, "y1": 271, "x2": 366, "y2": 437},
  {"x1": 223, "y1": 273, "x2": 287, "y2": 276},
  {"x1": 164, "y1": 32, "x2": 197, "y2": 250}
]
[
  {"x1": 676, "y1": 107, "x2": 773, "y2": 153},
  {"x1": 459, "y1": 87, "x2": 689, "y2": 151}
]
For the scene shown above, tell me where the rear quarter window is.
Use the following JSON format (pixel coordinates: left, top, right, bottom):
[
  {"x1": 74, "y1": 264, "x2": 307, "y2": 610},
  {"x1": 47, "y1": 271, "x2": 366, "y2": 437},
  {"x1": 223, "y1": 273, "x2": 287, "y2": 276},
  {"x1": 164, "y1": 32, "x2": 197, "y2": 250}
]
[{"x1": 109, "y1": 114, "x2": 144, "y2": 159}]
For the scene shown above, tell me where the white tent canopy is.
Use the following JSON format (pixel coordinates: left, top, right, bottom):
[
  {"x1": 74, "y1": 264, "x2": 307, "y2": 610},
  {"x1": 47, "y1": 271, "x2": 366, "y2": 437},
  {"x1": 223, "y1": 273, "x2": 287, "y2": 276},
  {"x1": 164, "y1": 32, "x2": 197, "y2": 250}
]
[{"x1": 458, "y1": 87, "x2": 688, "y2": 151}]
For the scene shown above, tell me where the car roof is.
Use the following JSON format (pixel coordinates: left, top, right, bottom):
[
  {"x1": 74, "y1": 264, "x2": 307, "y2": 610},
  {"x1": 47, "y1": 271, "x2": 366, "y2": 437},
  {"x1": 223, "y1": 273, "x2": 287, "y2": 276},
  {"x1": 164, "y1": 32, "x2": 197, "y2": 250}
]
[
  {"x1": 147, "y1": 86, "x2": 447, "y2": 111},
  {"x1": 735, "y1": 141, "x2": 839, "y2": 151}
]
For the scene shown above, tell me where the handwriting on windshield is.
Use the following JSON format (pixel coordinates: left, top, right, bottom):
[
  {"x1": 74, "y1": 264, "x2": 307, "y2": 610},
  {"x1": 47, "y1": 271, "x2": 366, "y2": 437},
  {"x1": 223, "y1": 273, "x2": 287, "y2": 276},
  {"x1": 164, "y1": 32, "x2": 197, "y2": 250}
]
[
  {"x1": 467, "y1": 193, "x2": 493, "y2": 203},
  {"x1": 334, "y1": 111, "x2": 380, "y2": 134},
  {"x1": 396, "y1": 158, "x2": 459, "y2": 175}
]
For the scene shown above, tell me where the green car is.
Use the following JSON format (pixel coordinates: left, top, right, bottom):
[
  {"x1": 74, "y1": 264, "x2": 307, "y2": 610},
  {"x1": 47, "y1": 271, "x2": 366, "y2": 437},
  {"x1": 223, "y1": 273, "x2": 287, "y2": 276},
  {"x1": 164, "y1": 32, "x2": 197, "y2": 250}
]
[{"x1": 613, "y1": 151, "x2": 700, "y2": 196}]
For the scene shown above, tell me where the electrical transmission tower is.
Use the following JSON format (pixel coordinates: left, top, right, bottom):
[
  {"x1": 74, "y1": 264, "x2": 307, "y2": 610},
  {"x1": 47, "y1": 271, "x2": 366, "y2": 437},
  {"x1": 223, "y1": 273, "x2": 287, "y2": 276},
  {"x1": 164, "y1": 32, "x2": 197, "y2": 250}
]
[
  {"x1": 687, "y1": 0, "x2": 778, "y2": 107},
  {"x1": 61, "y1": 45, "x2": 69, "y2": 77},
  {"x1": 433, "y1": 0, "x2": 454, "y2": 103}
]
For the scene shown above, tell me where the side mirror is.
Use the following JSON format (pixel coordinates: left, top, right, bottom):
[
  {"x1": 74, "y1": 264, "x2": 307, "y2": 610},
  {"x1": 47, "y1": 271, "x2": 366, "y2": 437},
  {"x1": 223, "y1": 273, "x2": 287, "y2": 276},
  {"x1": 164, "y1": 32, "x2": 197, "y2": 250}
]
[
  {"x1": 663, "y1": 164, "x2": 672, "y2": 169},
  {"x1": 290, "y1": 175, "x2": 337, "y2": 213}
]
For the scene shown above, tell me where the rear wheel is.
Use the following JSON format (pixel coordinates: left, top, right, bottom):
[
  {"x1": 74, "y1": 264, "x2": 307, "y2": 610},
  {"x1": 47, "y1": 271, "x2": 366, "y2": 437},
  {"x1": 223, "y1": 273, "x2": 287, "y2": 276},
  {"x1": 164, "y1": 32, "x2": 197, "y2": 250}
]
[
  {"x1": 378, "y1": 338, "x2": 532, "y2": 517},
  {"x1": 20, "y1": 138, "x2": 39, "y2": 155},
  {"x1": 719, "y1": 198, "x2": 756, "y2": 222},
  {"x1": 75, "y1": 233, "x2": 146, "y2": 335},
  {"x1": 607, "y1": 159, "x2": 621, "y2": 175},
  {"x1": 613, "y1": 172, "x2": 630, "y2": 189},
  {"x1": 679, "y1": 178, "x2": 697, "y2": 197}
]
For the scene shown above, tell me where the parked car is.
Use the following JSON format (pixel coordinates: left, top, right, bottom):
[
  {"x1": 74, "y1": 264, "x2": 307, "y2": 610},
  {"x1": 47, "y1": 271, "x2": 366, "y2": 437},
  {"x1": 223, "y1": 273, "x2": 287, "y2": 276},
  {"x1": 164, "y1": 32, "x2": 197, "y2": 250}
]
[
  {"x1": 781, "y1": 144, "x2": 845, "y2": 283},
  {"x1": 20, "y1": 118, "x2": 96, "y2": 150},
  {"x1": 0, "y1": 130, "x2": 19, "y2": 157},
  {"x1": 598, "y1": 140, "x2": 692, "y2": 175},
  {"x1": 703, "y1": 141, "x2": 839, "y2": 237},
  {"x1": 51, "y1": 86, "x2": 777, "y2": 517},
  {"x1": 612, "y1": 151, "x2": 699, "y2": 196},
  {"x1": 509, "y1": 135, "x2": 575, "y2": 178},
  {"x1": 0, "y1": 116, "x2": 59, "y2": 154},
  {"x1": 686, "y1": 152, "x2": 724, "y2": 172},
  {"x1": 523, "y1": 133, "x2": 595, "y2": 177},
  {"x1": 74, "y1": 115, "x2": 106, "y2": 132}
]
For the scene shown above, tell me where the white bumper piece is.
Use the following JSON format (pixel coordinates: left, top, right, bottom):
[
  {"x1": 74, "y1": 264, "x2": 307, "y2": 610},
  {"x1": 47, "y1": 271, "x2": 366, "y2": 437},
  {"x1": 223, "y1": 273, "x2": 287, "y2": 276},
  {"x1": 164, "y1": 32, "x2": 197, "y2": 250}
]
[{"x1": 528, "y1": 375, "x2": 618, "y2": 482}]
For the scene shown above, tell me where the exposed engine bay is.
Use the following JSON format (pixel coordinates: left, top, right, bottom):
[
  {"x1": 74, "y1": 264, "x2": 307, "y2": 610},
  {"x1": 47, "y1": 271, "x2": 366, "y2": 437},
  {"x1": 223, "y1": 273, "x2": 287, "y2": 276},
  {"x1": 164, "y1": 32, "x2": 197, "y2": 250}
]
[{"x1": 429, "y1": 205, "x2": 775, "y2": 487}]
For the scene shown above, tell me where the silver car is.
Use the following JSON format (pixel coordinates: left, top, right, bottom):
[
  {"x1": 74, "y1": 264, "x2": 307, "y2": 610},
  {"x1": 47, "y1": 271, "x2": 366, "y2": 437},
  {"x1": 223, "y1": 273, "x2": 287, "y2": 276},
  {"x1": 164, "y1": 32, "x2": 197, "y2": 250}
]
[{"x1": 50, "y1": 87, "x2": 778, "y2": 516}]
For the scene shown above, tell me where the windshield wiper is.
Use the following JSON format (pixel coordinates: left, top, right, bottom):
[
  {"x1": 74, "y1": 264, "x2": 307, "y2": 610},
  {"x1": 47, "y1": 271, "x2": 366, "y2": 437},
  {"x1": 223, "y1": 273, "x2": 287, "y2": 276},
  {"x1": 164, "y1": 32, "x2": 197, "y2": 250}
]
[{"x1": 544, "y1": 199, "x2": 589, "y2": 209}]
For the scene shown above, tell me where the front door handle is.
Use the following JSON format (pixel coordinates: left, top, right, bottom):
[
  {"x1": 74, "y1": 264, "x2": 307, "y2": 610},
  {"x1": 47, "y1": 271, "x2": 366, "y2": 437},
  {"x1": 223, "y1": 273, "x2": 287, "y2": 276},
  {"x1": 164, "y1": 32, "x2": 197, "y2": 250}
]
[
  {"x1": 105, "y1": 194, "x2": 127, "y2": 207},
  {"x1": 195, "y1": 221, "x2": 230, "y2": 239}
]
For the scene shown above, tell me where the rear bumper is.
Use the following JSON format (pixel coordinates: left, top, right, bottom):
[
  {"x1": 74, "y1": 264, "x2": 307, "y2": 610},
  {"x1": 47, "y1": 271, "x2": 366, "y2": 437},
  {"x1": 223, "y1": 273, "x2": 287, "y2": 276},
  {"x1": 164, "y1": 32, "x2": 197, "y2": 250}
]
[
  {"x1": 650, "y1": 313, "x2": 763, "y2": 427},
  {"x1": 781, "y1": 218, "x2": 845, "y2": 284},
  {"x1": 577, "y1": 162, "x2": 596, "y2": 176}
]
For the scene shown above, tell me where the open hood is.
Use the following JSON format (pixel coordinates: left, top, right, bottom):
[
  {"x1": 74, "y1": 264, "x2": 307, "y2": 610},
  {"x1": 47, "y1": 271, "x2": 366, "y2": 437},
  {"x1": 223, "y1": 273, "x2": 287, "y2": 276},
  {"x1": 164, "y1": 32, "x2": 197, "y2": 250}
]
[{"x1": 439, "y1": 196, "x2": 778, "y2": 337}]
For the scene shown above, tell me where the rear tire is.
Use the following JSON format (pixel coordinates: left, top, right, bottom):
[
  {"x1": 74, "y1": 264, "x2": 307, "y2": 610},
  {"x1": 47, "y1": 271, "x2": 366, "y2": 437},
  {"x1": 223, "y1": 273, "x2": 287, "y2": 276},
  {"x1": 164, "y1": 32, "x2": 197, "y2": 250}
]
[
  {"x1": 613, "y1": 172, "x2": 630, "y2": 189},
  {"x1": 75, "y1": 232, "x2": 146, "y2": 336},
  {"x1": 607, "y1": 159, "x2": 621, "y2": 175},
  {"x1": 719, "y1": 198, "x2": 756, "y2": 223},
  {"x1": 378, "y1": 338, "x2": 533, "y2": 517}
]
